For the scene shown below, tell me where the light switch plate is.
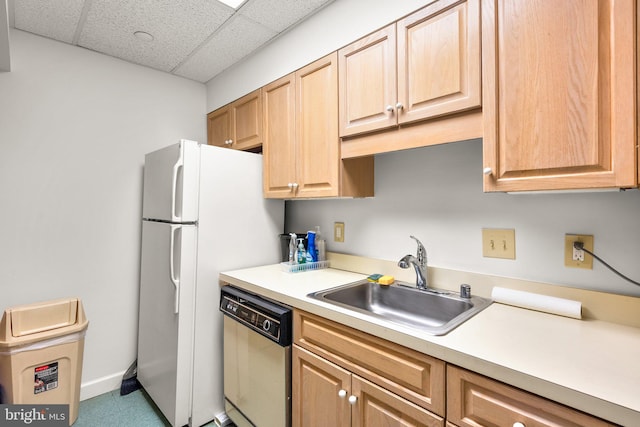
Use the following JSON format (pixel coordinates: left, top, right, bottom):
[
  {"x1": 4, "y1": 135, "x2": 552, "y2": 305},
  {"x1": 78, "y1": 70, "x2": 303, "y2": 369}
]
[
  {"x1": 334, "y1": 222, "x2": 345, "y2": 242},
  {"x1": 482, "y1": 228, "x2": 515, "y2": 259}
]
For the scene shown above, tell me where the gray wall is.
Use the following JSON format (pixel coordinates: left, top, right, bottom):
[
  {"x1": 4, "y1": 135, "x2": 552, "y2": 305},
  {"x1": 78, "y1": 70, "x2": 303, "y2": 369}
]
[
  {"x1": 0, "y1": 29, "x2": 206, "y2": 398},
  {"x1": 287, "y1": 140, "x2": 640, "y2": 296}
]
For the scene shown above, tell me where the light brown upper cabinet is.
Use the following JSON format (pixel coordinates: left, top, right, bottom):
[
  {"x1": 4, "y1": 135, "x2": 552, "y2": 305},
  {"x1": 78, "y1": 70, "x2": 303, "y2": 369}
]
[
  {"x1": 338, "y1": 24, "x2": 397, "y2": 136},
  {"x1": 207, "y1": 106, "x2": 231, "y2": 148},
  {"x1": 482, "y1": 0, "x2": 637, "y2": 192},
  {"x1": 263, "y1": 53, "x2": 374, "y2": 199},
  {"x1": 207, "y1": 89, "x2": 262, "y2": 151},
  {"x1": 339, "y1": 0, "x2": 481, "y2": 138},
  {"x1": 263, "y1": 73, "x2": 297, "y2": 197}
]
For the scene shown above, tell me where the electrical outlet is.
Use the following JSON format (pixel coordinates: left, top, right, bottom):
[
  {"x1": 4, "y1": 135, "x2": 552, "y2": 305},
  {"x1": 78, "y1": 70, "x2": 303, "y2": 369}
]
[
  {"x1": 482, "y1": 228, "x2": 515, "y2": 259},
  {"x1": 564, "y1": 234, "x2": 593, "y2": 269},
  {"x1": 334, "y1": 222, "x2": 345, "y2": 242},
  {"x1": 572, "y1": 244, "x2": 585, "y2": 262}
]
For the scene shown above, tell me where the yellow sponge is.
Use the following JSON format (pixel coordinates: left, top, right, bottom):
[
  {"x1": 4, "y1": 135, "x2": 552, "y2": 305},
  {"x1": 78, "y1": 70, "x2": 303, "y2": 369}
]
[{"x1": 378, "y1": 275, "x2": 395, "y2": 285}]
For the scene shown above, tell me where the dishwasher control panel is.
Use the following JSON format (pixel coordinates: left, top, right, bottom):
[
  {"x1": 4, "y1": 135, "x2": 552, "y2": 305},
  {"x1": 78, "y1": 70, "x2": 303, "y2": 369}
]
[{"x1": 220, "y1": 286, "x2": 292, "y2": 346}]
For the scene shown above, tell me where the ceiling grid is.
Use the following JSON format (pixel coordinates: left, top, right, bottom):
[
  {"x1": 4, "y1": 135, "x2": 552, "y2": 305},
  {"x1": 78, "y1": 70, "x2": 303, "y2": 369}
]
[{"x1": 8, "y1": 0, "x2": 334, "y2": 83}]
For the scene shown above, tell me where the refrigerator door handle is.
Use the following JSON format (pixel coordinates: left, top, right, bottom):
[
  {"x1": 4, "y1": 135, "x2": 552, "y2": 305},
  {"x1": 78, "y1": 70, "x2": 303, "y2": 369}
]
[
  {"x1": 171, "y1": 146, "x2": 184, "y2": 223},
  {"x1": 169, "y1": 225, "x2": 181, "y2": 314}
]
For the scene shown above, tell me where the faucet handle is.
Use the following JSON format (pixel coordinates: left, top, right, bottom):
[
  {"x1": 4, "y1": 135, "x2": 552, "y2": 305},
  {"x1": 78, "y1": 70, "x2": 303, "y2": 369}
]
[{"x1": 409, "y1": 235, "x2": 427, "y2": 268}]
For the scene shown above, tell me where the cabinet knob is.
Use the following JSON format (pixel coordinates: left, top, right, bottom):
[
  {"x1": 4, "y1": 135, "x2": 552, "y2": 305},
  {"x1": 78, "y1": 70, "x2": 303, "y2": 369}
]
[
  {"x1": 395, "y1": 102, "x2": 404, "y2": 110},
  {"x1": 291, "y1": 182, "x2": 299, "y2": 188},
  {"x1": 348, "y1": 395, "x2": 357, "y2": 405},
  {"x1": 386, "y1": 105, "x2": 394, "y2": 113},
  {"x1": 483, "y1": 167, "x2": 493, "y2": 176},
  {"x1": 287, "y1": 183, "x2": 293, "y2": 189},
  {"x1": 513, "y1": 423, "x2": 525, "y2": 427},
  {"x1": 338, "y1": 389, "x2": 347, "y2": 398}
]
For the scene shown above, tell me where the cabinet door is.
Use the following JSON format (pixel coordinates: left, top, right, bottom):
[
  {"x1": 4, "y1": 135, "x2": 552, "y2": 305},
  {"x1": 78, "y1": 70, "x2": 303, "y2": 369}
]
[
  {"x1": 296, "y1": 52, "x2": 340, "y2": 198},
  {"x1": 293, "y1": 345, "x2": 351, "y2": 427},
  {"x1": 482, "y1": 0, "x2": 636, "y2": 191},
  {"x1": 397, "y1": 0, "x2": 481, "y2": 125},
  {"x1": 231, "y1": 89, "x2": 262, "y2": 151},
  {"x1": 206, "y1": 106, "x2": 231, "y2": 148},
  {"x1": 339, "y1": 24, "x2": 398, "y2": 137},
  {"x1": 352, "y1": 376, "x2": 444, "y2": 427},
  {"x1": 263, "y1": 74, "x2": 297, "y2": 198}
]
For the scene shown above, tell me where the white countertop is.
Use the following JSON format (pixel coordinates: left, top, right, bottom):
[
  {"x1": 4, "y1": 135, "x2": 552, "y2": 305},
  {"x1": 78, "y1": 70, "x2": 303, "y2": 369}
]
[{"x1": 220, "y1": 264, "x2": 640, "y2": 426}]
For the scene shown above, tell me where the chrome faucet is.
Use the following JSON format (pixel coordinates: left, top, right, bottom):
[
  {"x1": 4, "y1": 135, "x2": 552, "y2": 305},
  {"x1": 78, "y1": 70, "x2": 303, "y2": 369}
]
[{"x1": 398, "y1": 236, "x2": 429, "y2": 291}]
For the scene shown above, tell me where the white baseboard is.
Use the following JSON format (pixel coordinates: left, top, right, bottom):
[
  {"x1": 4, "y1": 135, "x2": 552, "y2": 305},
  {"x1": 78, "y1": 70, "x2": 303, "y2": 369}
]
[{"x1": 80, "y1": 370, "x2": 126, "y2": 401}]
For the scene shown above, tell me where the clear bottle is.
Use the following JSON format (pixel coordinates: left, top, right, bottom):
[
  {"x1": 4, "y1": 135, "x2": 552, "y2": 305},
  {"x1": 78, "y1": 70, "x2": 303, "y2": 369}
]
[
  {"x1": 314, "y1": 226, "x2": 325, "y2": 261},
  {"x1": 288, "y1": 233, "x2": 297, "y2": 263},
  {"x1": 317, "y1": 238, "x2": 326, "y2": 262}
]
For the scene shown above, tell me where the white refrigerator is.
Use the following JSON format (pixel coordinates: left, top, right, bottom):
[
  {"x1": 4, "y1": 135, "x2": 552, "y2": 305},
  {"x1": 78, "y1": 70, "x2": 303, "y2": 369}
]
[{"x1": 137, "y1": 140, "x2": 284, "y2": 427}]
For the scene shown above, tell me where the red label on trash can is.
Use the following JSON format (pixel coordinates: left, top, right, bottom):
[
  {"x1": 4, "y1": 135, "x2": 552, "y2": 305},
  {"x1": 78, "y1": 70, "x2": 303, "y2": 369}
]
[{"x1": 34, "y1": 361, "x2": 59, "y2": 394}]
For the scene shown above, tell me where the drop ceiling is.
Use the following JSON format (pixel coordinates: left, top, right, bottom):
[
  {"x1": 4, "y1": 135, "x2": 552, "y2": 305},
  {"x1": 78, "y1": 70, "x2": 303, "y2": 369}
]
[{"x1": 7, "y1": 0, "x2": 335, "y2": 83}]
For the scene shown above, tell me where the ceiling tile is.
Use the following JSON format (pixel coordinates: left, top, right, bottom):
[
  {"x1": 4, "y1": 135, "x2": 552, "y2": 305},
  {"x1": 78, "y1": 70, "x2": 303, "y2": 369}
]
[
  {"x1": 77, "y1": 0, "x2": 234, "y2": 72},
  {"x1": 174, "y1": 14, "x2": 276, "y2": 83},
  {"x1": 9, "y1": 0, "x2": 337, "y2": 83},
  {"x1": 14, "y1": 0, "x2": 85, "y2": 43},
  {"x1": 240, "y1": 0, "x2": 333, "y2": 32}
]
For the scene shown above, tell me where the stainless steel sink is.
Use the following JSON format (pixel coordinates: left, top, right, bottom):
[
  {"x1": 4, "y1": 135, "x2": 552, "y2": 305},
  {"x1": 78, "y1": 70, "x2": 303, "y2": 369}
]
[{"x1": 309, "y1": 280, "x2": 492, "y2": 335}]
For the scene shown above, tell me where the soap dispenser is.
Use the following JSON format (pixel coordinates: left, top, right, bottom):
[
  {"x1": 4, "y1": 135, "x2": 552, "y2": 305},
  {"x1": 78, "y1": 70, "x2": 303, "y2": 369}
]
[{"x1": 296, "y1": 238, "x2": 306, "y2": 264}]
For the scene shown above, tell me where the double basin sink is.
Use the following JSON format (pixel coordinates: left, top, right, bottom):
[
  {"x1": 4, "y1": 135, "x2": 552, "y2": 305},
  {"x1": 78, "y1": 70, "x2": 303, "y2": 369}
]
[{"x1": 309, "y1": 280, "x2": 492, "y2": 335}]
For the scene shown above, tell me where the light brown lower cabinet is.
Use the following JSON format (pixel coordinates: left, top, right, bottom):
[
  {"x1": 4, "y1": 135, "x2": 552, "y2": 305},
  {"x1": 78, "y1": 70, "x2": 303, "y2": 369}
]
[
  {"x1": 293, "y1": 310, "x2": 445, "y2": 426},
  {"x1": 293, "y1": 346, "x2": 444, "y2": 427},
  {"x1": 446, "y1": 365, "x2": 617, "y2": 427},
  {"x1": 293, "y1": 310, "x2": 620, "y2": 427}
]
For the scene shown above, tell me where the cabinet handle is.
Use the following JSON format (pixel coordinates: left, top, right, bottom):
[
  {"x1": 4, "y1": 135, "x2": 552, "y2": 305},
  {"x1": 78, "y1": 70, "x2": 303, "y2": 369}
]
[
  {"x1": 291, "y1": 182, "x2": 299, "y2": 189},
  {"x1": 348, "y1": 395, "x2": 357, "y2": 405},
  {"x1": 483, "y1": 167, "x2": 493, "y2": 176},
  {"x1": 385, "y1": 105, "x2": 394, "y2": 113},
  {"x1": 287, "y1": 183, "x2": 293, "y2": 189},
  {"x1": 338, "y1": 390, "x2": 347, "y2": 398},
  {"x1": 395, "y1": 102, "x2": 404, "y2": 110},
  {"x1": 228, "y1": 139, "x2": 233, "y2": 145},
  {"x1": 513, "y1": 423, "x2": 525, "y2": 427}
]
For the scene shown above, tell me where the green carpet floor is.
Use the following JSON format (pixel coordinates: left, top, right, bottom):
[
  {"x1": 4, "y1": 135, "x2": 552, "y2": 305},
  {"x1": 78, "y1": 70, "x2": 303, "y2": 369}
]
[{"x1": 75, "y1": 389, "x2": 171, "y2": 426}]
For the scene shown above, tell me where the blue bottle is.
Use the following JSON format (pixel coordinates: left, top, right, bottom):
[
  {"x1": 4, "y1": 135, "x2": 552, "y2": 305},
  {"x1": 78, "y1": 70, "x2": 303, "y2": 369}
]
[{"x1": 307, "y1": 231, "x2": 317, "y2": 262}]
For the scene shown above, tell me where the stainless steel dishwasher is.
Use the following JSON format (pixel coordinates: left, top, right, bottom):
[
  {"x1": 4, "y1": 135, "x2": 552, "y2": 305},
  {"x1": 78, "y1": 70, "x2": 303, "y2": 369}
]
[{"x1": 219, "y1": 286, "x2": 292, "y2": 427}]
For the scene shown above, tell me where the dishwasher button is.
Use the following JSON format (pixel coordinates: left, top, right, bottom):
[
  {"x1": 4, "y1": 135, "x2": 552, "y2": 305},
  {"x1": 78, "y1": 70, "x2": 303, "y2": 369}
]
[{"x1": 262, "y1": 319, "x2": 271, "y2": 332}]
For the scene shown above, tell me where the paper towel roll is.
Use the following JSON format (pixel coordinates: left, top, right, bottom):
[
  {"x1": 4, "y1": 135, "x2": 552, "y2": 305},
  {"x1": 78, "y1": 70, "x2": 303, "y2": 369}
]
[{"x1": 491, "y1": 287, "x2": 582, "y2": 319}]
